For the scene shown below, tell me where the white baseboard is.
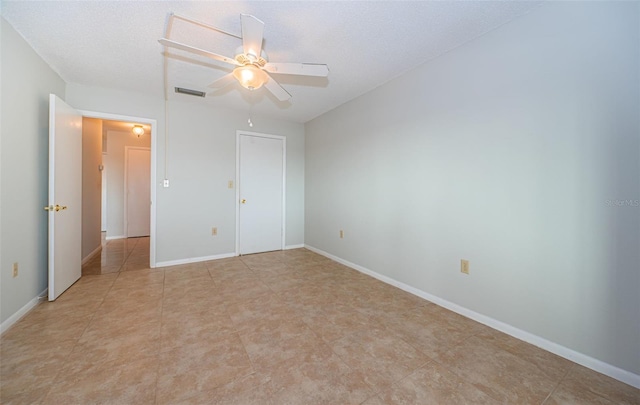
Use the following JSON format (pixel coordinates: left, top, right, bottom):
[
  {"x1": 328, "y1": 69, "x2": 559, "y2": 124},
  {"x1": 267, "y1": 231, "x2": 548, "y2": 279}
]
[
  {"x1": 0, "y1": 288, "x2": 47, "y2": 335},
  {"x1": 304, "y1": 244, "x2": 640, "y2": 390},
  {"x1": 82, "y1": 245, "x2": 102, "y2": 265},
  {"x1": 285, "y1": 244, "x2": 305, "y2": 250},
  {"x1": 155, "y1": 252, "x2": 237, "y2": 268},
  {"x1": 105, "y1": 235, "x2": 126, "y2": 240}
]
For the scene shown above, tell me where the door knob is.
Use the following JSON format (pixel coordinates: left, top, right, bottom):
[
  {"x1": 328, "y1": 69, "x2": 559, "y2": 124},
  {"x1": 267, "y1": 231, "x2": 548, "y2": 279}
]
[
  {"x1": 241, "y1": 199, "x2": 246, "y2": 204},
  {"x1": 44, "y1": 205, "x2": 67, "y2": 212}
]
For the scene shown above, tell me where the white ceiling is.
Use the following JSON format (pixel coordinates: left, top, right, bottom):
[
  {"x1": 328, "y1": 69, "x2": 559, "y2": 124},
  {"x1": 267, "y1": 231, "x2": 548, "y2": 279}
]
[{"x1": 1, "y1": 1, "x2": 542, "y2": 123}]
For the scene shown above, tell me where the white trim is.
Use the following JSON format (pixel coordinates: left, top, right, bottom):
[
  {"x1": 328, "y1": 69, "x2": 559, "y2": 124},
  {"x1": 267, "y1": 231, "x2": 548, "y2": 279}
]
[
  {"x1": 155, "y1": 252, "x2": 237, "y2": 268},
  {"x1": 304, "y1": 244, "x2": 640, "y2": 390},
  {"x1": 0, "y1": 288, "x2": 48, "y2": 335},
  {"x1": 101, "y1": 152, "x2": 108, "y2": 232},
  {"x1": 285, "y1": 244, "x2": 305, "y2": 250},
  {"x1": 105, "y1": 235, "x2": 126, "y2": 240},
  {"x1": 235, "y1": 131, "x2": 287, "y2": 255},
  {"x1": 47, "y1": 94, "x2": 57, "y2": 300},
  {"x1": 79, "y1": 110, "x2": 157, "y2": 269},
  {"x1": 81, "y1": 244, "x2": 102, "y2": 265}
]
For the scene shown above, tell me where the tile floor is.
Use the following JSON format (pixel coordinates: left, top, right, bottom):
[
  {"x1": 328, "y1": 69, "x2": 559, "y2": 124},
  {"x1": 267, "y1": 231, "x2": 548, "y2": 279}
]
[{"x1": 1, "y1": 237, "x2": 639, "y2": 404}]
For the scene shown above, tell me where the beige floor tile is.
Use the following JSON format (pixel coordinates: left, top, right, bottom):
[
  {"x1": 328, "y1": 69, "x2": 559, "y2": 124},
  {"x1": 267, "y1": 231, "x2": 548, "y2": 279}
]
[
  {"x1": 266, "y1": 345, "x2": 376, "y2": 405},
  {"x1": 156, "y1": 333, "x2": 253, "y2": 403},
  {"x1": 219, "y1": 279, "x2": 274, "y2": 303},
  {"x1": 3, "y1": 242, "x2": 637, "y2": 404},
  {"x1": 225, "y1": 293, "x2": 293, "y2": 332},
  {"x1": 160, "y1": 313, "x2": 236, "y2": 352},
  {"x1": 1, "y1": 347, "x2": 72, "y2": 396},
  {"x1": 553, "y1": 364, "x2": 640, "y2": 405},
  {"x1": 113, "y1": 267, "x2": 165, "y2": 284},
  {"x1": 377, "y1": 304, "x2": 486, "y2": 358},
  {"x1": 300, "y1": 303, "x2": 375, "y2": 343},
  {"x1": 43, "y1": 356, "x2": 158, "y2": 404},
  {"x1": 238, "y1": 318, "x2": 329, "y2": 371},
  {"x1": 329, "y1": 325, "x2": 431, "y2": 392},
  {"x1": 0, "y1": 383, "x2": 52, "y2": 405},
  {"x1": 544, "y1": 383, "x2": 619, "y2": 405},
  {"x1": 374, "y1": 360, "x2": 500, "y2": 404},
  {"x1": 120, "y1": 260, "x2": 151, "y2": 272},
  {"x1": 161, "y1": 371, "x2": 274, "y2": 405},
  {"x1": 434, "y1": 335, "x2": 561, "y2": 403}
]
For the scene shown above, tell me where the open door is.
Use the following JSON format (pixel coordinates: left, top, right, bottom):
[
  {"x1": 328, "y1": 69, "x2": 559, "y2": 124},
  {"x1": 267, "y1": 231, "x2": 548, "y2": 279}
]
[{"x1": 47, "y1": 94, "x2": 82, "y2": 300}]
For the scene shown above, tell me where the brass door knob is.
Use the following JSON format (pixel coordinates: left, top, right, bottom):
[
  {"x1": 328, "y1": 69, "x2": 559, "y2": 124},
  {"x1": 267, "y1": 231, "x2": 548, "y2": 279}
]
[
  {"x1": 241, "y1": 199, "x2": 247, "y2": 204},
  {"x1": 44, "y1": 205, "x2": 67, "y2": 212}
]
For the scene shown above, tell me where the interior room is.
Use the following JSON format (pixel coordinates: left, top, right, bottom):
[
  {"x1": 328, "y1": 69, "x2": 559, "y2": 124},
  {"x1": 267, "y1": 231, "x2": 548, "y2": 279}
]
[{"x1": 1, "y1": 1, "x2": 638, "y2": 404}]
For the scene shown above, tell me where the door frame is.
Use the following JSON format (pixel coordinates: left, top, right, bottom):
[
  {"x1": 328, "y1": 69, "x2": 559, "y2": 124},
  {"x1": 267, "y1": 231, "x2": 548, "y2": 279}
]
[
  {"x1": 235, "y1": 131, "x2": 286, "y2": 255},
  {"x1": 124, "y1": 146, "x2": 151, "y2": 238},
  {"x1": 80, "y1": 110, "x2": 158, "y2": 268},
  {"x1": 101, "y1": 152, "x2": 107, "y2": 232}
]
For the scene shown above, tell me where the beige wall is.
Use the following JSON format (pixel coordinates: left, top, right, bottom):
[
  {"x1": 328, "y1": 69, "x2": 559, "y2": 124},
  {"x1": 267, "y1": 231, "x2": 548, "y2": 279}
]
[{"x1": 81, "y1": 117, "x2": 102, "y2": 260}]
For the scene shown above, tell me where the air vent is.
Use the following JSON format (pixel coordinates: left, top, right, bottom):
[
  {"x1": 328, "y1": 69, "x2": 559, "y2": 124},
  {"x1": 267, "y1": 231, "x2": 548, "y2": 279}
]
[{"x1": 174, "y1": 87, "x2": 206, "y2": 97}]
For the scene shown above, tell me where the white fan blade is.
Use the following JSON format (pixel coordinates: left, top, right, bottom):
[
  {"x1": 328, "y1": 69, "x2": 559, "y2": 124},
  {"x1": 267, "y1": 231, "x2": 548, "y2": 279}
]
[
  {"x1": 208, "y1": 73, "x2": 236, "y2": 89},
  {"x1": 240, "y1": 14, "x2": 264, "y2": 59},
  {"x1": 159, "y1": 38, "x2": 239, "y2": 67},
  {"x1": 264, "y1": 63, "x2": 329, "y2": 77},
  {"x1": 263, "y1": 73, "x2": 291, "y2": 101}
]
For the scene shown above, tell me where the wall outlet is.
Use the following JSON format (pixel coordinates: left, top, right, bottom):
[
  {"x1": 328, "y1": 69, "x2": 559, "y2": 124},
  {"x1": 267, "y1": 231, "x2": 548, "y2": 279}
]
[
  {"x1": 212, "y1": 227, "x2": 218, "y2": 236},
  {"x1": 228, "y1": 180, "x2": 234, "y2": 189},
  {"x1": 163, "y1": 179, "x2": 170, "y2": 188},
  {"x1": 339, "y1": 230, "x2": 344, "y2": 239},
  {"x1": 12, "y1": 262, "x2": 18, "y2": 278},
  {"x1": 461, "y1": 259, "x2": 470, "y2": 275}
]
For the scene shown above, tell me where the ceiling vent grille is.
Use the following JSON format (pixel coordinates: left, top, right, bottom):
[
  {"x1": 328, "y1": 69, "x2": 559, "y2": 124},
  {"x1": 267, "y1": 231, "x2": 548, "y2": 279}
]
[{"x1": 174, "y1": 87, "x2": 206, "y2": 97}]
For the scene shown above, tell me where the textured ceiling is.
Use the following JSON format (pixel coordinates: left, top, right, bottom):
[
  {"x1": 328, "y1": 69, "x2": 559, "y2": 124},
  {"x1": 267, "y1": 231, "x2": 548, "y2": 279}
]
[{"x1": 1, "y1": 1, "x2": 542, "y2": 123}]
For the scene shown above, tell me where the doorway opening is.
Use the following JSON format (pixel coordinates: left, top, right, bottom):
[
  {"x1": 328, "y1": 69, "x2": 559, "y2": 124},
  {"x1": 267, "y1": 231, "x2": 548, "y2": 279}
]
[{"x1": 80, "y1": 113, "x2": 157, "y2": 271}]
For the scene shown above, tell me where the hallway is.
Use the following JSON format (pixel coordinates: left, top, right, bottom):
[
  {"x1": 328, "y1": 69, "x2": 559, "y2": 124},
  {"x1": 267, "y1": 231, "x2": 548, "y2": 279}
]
[{"x1": 82, "y1": 235, "x2": 150, "y2": 275}]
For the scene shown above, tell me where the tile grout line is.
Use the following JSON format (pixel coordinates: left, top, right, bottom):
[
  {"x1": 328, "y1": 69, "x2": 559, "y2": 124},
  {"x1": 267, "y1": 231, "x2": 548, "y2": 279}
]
[
  {"x1": 40, "y1": 267, "x2": 119, "y2": 403},
  {"x1": 540, "y1": 364, "x2": 574, "y2": 404},
  {"x1": 153, "y1": 266, "x2": 167, "y2": 405}
]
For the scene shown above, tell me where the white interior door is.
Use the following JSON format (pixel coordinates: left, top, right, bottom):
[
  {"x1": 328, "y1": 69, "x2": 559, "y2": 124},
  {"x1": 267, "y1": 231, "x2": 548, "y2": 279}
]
[
  {"x1": 47, "y1": 94, "x2": 82, "y2": 301},
  {"x1": 125, "y1": 147, "x2": 150, "y2": 237},
  {"x1": 238, "y1": 133, "x2": 285, "y2": 255}
]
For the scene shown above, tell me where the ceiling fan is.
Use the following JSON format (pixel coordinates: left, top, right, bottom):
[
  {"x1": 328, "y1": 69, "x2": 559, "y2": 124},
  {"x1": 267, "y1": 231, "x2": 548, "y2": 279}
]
[{"x1": 159, "y1": 14, "x2": 329, "y2": 101}]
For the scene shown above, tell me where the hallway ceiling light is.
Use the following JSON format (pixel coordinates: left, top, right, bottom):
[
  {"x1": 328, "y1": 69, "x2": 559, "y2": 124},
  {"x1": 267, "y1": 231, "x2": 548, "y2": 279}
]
[{"x1": 132, "y1": 125, "x2": 144, "y2": 137}]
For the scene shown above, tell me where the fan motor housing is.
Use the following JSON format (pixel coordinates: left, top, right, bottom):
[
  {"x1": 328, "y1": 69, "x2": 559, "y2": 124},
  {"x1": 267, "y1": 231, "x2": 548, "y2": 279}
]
[{"x1": 235, "y1": 54, "x2": 267, "y2": 67}]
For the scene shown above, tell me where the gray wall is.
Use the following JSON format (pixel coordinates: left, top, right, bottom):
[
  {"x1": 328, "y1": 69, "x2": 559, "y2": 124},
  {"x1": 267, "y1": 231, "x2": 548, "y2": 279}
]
[
  {"x1": 305, "y1": 2, "x2": 639, "y2": 375},
  {"x1": 65, "y1": 84, "x2": 305, "y2": 264},
  {"x1": 81, "y1": 117, "x2": 102, "y2": 260},
  {"x1": 0, "y1": 18, "x2": 66, "y2": 323}
]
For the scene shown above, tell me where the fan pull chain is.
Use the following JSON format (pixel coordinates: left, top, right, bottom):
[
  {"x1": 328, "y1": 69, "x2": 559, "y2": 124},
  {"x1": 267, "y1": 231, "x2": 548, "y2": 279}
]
[{"x1": 248, "y1": 89, "x2": 254, "y2": 127}]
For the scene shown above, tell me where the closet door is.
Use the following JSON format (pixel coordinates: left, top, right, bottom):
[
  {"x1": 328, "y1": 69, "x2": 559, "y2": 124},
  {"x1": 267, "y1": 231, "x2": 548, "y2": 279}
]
[{"x1": 238, "y1": 133, "x2": 285, "y2": 255}]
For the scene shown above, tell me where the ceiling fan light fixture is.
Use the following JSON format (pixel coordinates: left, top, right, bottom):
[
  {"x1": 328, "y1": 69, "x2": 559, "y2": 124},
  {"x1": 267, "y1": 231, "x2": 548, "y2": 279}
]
[
  {"x1": 233, "y1": 65, "x2": 267, "y2": 90},
  {"x1": 132, "y1": 125, "x2": 145, "y2": 137}
]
